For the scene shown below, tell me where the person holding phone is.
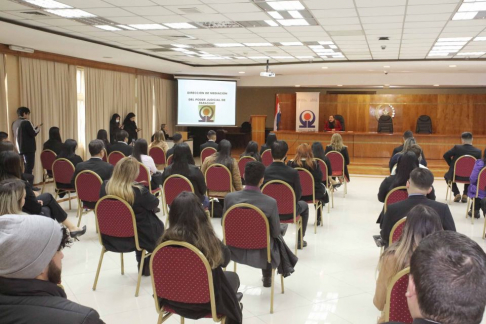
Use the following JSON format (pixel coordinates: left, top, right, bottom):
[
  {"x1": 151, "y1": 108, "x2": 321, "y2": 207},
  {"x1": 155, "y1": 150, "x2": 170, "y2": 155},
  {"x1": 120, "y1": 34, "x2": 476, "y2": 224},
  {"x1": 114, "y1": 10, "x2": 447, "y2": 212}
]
[{"x1": 13, "y1": 107, "x2": 41, "y2": 178}]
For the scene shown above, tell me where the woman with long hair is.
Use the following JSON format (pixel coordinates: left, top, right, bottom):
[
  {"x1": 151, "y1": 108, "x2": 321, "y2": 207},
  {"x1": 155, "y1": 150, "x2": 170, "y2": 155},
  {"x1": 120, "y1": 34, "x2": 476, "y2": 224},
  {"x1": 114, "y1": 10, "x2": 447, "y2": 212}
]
[
  {"x1": 109, "y1": 113, "x2": 122, "y2": 144},
  {"x1": 325, "y1": 133, "x2": 350, "y2": 182},
  {"x1": 374, "y1": 204, "x2": 443, "y2": 323},
  {"x1": 123, "y1": 112, "x2": 140, "y2": 145},
  {"x1": 0, "y1": 178, "x2": 26, "y2": 215},
  {"x1": 240, "y1": 141, "x2": 261, "y2": 162},
  {"x1": 389, "y1": 137, "x2": 427, "y2": 172},
  {"x1": 149, "y1": 130, "x2": 169, "y2": 154},
  {"x1": 161, "y1": 143, "x2": 208, "y2": 208},
  {"x1": 260, "y1": 133, "x2": 277, "y2": 154},
  {"x1": 311, "y1": 142, "x2": 341, "y2": 187},
  {"x1": 158, "y1": 192, "x2": 242, "y2": 324},
  {"x1": 0, "y1": 151, "x2": 85, "y2": 238},
  {"x1": 96, "y1": 129, "x2": 110, "y2": 151},
  {"x1": 57, "y1": 139, "x2": 83, "y2": 193},
  {"x1": 467, "y1": 147, "x2": 486, "y2": 218},
  {"x1": 43, "y1": 127, "x2": 63, "y2": 155},
  {"x1": 100, "y1": 157, "x2": 164, "y2": 275},
  {"x1": 132, "y1": 139, "x2": 162, "y2": 188}
]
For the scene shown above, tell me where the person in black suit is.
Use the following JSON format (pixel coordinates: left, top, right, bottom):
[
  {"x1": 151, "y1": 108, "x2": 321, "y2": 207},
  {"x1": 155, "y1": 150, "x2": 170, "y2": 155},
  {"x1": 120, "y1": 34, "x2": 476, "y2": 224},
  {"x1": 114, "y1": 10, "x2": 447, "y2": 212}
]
[
  {"x1": 444, "y1": 132, "x2": 482, "y2": 203},
  {"x1": 260, "y1": 132, "x2": 277, "y2": 154},
  {"x1": 16, "y1": 107, "x2": 41, "y2": 175},
  {"x1": 263, "y1": 140, "x2": 309, "y2": 249},
  {"x1": 200, "y1": 130, "x2": 218, "y2": 152},
  {"x1": 107, "y1": 130, "x2": 133, "y2": 157},
  {"x1": 166, "y1": 133, "x2": 183, "y2": 159},
  {"x1": 43, "y1": 127, "x2": 63, "y2": 155},
  {"x1": 0, "y1": 131, "x2": 9, "y2": 142},
  {"x1": 391, "y1": 130, "x2": 413, "y2": 157},
  {"x1": 56, "y1": 139, "x2": 83, "y2": 195},
  {"x1": 380, "y1": 168, "x2": 456, "y2": 247},
  {"x1": 123, "y1": 112, "x2": 140, "y2": 145}
]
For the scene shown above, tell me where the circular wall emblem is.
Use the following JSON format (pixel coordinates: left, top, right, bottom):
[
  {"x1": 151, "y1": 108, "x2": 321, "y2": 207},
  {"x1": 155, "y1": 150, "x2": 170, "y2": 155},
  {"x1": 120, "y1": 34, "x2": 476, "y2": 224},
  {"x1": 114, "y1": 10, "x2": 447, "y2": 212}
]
[{"x1": 370, "y1": 104, "x2": 396, "y2": 121}]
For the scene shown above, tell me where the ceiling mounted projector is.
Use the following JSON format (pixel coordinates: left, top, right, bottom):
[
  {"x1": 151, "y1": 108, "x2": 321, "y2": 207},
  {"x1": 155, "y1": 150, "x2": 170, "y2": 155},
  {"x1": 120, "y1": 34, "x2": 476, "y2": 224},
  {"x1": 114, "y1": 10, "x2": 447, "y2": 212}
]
[{"x1": 260, "y1": 60, "x2": 275, "y2": 77}]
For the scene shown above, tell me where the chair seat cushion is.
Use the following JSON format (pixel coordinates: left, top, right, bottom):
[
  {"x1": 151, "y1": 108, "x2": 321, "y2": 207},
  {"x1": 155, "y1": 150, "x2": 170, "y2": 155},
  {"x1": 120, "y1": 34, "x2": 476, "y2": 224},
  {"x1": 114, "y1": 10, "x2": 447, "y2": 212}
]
[{"x1": 280, "y1": 215, "x2": 301, "y2": 224}]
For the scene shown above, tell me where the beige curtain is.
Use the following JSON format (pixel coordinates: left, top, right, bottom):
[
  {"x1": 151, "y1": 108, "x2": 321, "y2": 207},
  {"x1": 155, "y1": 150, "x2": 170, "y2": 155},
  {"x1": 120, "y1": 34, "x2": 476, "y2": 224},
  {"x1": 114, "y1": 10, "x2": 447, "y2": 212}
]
[
  {"x1": 155, "y1": 79, "x2": 176, "y2": 136},
  {"x1": 0, "y1": 54, "x2": 8, "y2": 134},
  {"x1": 19, "y1": 57, "x2": 77, "y2": 183},
  {"x1": 137, "y1": 75, "x2": 156, "y2": 140},
  {"x1": 85, "y1": 67, "x2": 136, "y2": 150}
]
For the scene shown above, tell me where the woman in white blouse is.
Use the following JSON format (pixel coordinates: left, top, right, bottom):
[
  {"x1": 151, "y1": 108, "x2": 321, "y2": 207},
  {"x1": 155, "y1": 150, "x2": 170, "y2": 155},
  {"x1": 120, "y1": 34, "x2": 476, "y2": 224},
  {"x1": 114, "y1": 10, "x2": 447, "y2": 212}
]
[{"x1": 132, "y1": 139, "x2": 163, "y2": 188}]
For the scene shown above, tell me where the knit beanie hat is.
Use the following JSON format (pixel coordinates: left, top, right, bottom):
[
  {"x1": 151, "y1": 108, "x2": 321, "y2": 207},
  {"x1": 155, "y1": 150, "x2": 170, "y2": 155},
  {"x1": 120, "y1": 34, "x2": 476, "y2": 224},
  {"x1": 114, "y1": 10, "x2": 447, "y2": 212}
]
[{"x1": 0, "y1": 215, "x2": 62, "y2": 279}]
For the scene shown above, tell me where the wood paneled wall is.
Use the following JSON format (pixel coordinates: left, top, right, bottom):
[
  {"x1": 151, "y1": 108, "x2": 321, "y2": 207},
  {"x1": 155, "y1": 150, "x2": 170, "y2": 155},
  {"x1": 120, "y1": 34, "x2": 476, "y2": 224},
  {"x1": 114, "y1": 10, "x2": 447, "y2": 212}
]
[{"x1": 277, "y1": 93, "x2": 486, "y2": 135}]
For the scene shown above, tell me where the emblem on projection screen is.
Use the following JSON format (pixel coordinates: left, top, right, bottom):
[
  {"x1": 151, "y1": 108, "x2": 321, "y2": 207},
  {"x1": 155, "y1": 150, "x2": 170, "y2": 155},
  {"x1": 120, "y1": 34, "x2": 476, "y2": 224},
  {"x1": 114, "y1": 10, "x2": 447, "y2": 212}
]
[{"x1": 370, "y1": 104, "x2": 396, "y2": 121}]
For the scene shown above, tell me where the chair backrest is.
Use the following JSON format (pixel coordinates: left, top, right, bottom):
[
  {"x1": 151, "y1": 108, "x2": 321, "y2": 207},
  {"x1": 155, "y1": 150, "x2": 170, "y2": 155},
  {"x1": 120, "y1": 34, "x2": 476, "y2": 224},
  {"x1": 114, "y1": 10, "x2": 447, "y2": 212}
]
[
  {"x1": 476, "y1": 168, "x2": 486, "y2": 196},
  {"x1": 40, "y1": 150, "x2": 57, "y2": 172},
  {"x1": 75, "y1": 170, "x2": 103, "y2": 203},
  {"x1": 390, "y1": 217, "x2": 407, "y2": 244},
  {"x1": 52, "y1": 158, "x2": 75, "y2": 186},
  {"x1": 201, "y1": 147, "x2": 217, "y2": 164},
  {"x1": 162, "y1": 175, "x2": 194, "y2": 207},
  {"x1": 416, "y1": 115, "x2": 432, "y2": 134},
  {"x1": 95, "y1": 195, "x2": 140, "y2": 249},
  {"x1": 135, "y1": 162, "x2": 151, "y2": 190},
  {"x1": 295, "y1": 167, "x2": 315, "y2": 203},
  {"x1": 378, "y1": 115, "x2": 394, "y2": 133},
  {"x1": 334, "y1": 114, "x2": 345, "y2": 131},
  {"x1": 384, "y1": 186, "x2": 408, "y2": 213},
  {"x1": 222, "y1": 203, "x2": 271, "y2": 262},
  {"x1": 149, "y1": 146, "x2": 166, "y2": 165},
  {"x1": 385, "y1": 267, "x2": 412, "y2": 323},
  {"x1": 261, "y1": 149, "x2": 273, "y2": 167},
  {"x1": 262, "y1": 180, "x2": 296, "y2": 219},
  {"x1": 150, "y1": 241, "x2": 220, "y2": 322},
  {"x1": 315, "y1": 158, "x2": 329, "y2": 185},
  {"x1": 238, "y1": 156, "x2": 256, "y2": 179},
  {"x1": 453, "y1": 155, "x2": 477, "y2": 181},
  {"x1": 326, "y1": 151, "x2": 344, "y2": 175},
  {"x1": 108, "y1": 151, "x2": 125, "y2": 166},
  {"x1": 167, "y1": 154, "x2": 173, "y2": 166},
  {"x1": 205, "y1": 163, "x2": 232, "y2": 193},
  {"x1": 102, "y1": 149, "x2": 108, "y2": 162}
]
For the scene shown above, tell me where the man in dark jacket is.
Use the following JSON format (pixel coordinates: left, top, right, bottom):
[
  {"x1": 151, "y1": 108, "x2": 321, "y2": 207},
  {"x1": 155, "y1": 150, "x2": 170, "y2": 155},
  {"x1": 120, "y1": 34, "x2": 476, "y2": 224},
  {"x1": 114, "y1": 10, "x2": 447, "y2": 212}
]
[
  {"x1": 391, "y1": 130, "x2": 413, "y2": 157},
  {"x1": 0, "y1": 215, "x2": 104, "y2": 324},
  {"x1": 14, "y1": 107, "x2": 41, "y2": 175},
  {"x1": 381, "y1": 168, "x2": 456, "y2": 247},
  {"x1": 107, "y1": 130, "x2": 133, "y2": 156},
  {"x1": 443, "y1": 132, "x2": 482, "y2": 203},
  {"x1": 200, "y1": 130, "x2": 218, "y2": 152},
  {"x1": 263, "y1": 140, "x2": 309, "y2": 249},
  {"x1": 166, "y1": 132, "x2": 183, "y2": 159}
]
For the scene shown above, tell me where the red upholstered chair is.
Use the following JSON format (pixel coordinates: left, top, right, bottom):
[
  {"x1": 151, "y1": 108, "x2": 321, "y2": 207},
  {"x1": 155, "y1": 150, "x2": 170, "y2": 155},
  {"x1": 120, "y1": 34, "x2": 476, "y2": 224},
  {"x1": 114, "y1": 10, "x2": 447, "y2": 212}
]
[
  {"x1": 52, "y1": 158, "x2": 76, "y2": 210},
  {"x1": 222, "y1": 203, "x2": 284, "y2": 313},
  {"x1": 325, "y1": 151, "x2": 348, "y2": 197},
  {"x1": 166, "y1": 154, "x2": 173, "y2": 166},
  {"x1": 150, "y1": 241, "x2": 226, "y2": 324},
  {"x1": 261, "y1": 149, "x2": 273, "y2": 167},
  {"x1": 205, "y1": 163, "x2": 233, "y2": 217},
  {"x1": 389, "y1": 217, "x2": 407, "y2": 245},
  {"x1": 40, "y1": 149, "x2": 57, "y2": 194},
  {"x1": 102, "y1": 149, "x2": 108, "y2": 162},
  {"x1": 149, "y1": 146, "x2": 166, "y2": 170},
  {"x1": 201, "y1": 147, "x2": 217, "y2": 164},
  {"x1": 93, "y1": 195, "x2": 150, "y2": 297},
  {"x1": 135, "y1": 162, "x2": 162, "y2": 197},
  {"x1": 295, "y1": 167, "x2": 322, "y2": 234},
  {"x1": 384, "y1": 267, "x2": 412, "y2": 323},
  {"x1": 446, "y1": 155, "x2": 476, "y2": 205},
  {"x1": 316, "y1": 158, "x2": 333, "y2": 212},
  {"x1": 162, "y1": 175, "x2": 194, "y2": 218},
  {"x1": 468, "y1": 168, "x2": 486, "y2": 225},
  {"x1": 262, "y1": 180, "x2": 302, "y2": 255},
  {"x1": 237, "y1": 156, "x2": 256, "y2": 180},
  {"x1": 384, "y1": 186, "x2": 408, "y2": 213},
  {"x1": 108, "y1": 151, "x2": 125, "y2": 166},
  {"x1": 75, "y1": 170, "x2": 103, "y2": 227}
]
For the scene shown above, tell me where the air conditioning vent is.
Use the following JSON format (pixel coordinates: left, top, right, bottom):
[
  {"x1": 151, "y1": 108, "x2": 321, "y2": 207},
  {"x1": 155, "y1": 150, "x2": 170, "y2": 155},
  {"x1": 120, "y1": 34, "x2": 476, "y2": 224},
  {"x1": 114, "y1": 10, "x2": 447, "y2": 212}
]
[
  {"x1": 20, "y1": 11, "x2": 48, "y2": 16},
  {"x1": 179, "y1": 7, "x2": 202, "y2": 14},
  {"x1": 196, "y1": 21, "x2": 242, "y2": 29},
  {"x1": 73, "y1": 17, "x2": 117, "y2": 25}
]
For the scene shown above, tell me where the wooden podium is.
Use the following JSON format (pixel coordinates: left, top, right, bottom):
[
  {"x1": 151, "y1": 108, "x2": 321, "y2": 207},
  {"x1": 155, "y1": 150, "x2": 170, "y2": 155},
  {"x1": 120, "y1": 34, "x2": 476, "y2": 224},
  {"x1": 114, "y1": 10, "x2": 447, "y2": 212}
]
[{"x1": 250, "y1": 115, "x2": 267, "y2": 147}]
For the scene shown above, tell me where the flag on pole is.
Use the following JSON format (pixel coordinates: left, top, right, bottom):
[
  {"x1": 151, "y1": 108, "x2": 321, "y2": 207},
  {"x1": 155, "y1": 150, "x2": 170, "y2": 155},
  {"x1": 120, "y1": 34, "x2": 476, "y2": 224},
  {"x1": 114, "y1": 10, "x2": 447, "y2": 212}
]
[{"x1": 274, "y1": 94, "x2": 281, "y2": 131}]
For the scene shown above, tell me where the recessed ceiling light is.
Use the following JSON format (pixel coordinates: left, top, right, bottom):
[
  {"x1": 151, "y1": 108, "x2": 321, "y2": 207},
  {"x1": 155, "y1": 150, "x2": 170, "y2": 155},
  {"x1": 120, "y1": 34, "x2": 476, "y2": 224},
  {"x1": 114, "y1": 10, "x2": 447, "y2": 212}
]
[
  {"x1": 163, "y1": 23, "x2": 197, "y2": 29},
  {"x1": 277, "y1": 19, "x2": 309, "y2": 26},
  {"x1": 117, "y1": 25, "x2": 136, "y2": 30},
  {"x1": 295, "y1": 85, "x2": 301, "y2": 87},
  {"x1": 459, "y1": 2, "x2": 486, "y2": 12},
  {"x1": 235, "y1": 57, "x2": 247, "y2": 59},
  {"x1": 248, "y1": 56, "x2": 269, "y2": 59},
  {"x1": 288, "y1": 10, "x2": 303, "y2": 19},
  {"x1": 172, "y1": 44, "x2": 192, "y2": 48},
  {"x1": 318, "y1": 41, "x2": 334, "y2": 45},
  {"x1": 337, "y1": 85, "x2": 343, "y2": 87},
  {"x1": 171, "y1": 48, "x2": 189, "y2": 52},
  {"x1": 383, "y1": 65, "x2": 390, "y2": 68},
  {"x1": 449, "y1": 65, "x2": 457, "y2": 68},
  {"x1": 239, "y1": 71, "x2": 245, "y2": 74},
  {"x1": 457, "y1": 51, "x2": 485, "y2": 55},
  {"x1": 453, "y1": 12, "x2": 478, "y2": 20},
  {"x1": 474, "y1": 37, "x2": 486, "y2": 41},
  {"x1": 45, "y1": 9, "x2": 95, "y2": 18},
  {"x1": 329, "y1": 45, "x2": 337, "y2": 49},
  {"x1": 214, "y1": 43, "x2": 244, "y2": 47},
  {"x1": 23, "y1": 0, "x2": 71, "y2": 9},
  {"x1": 433, "y1": 84, "x2": 440, "y2": 87},
  {"x1": 428, "y1": 52, "x2": 450, "y2": 56},
  {"x1": 95, "y1": 25, "x2": 121, "y2": 31},
  {"x1": 322, "y1": 66, "x2": 328, "y2": 69},
  {"x1": 280, "y1": 41, "x2": 303, "y2": 46},
  {"x1": 268, "y1": 11, "x2": 284, "y2": 19},
  {"x1": 129, "y1": 24, "x2": 168, "y2": 30},
  {"x1": 267, "y1": 1, "x2": 305, "y2": 10},
  {"x1": 265, "y1": 20, "x2": 279, "y2": 27},
  {"x1": 243, "y1": 43, "x2": 273, "y2": 47}
]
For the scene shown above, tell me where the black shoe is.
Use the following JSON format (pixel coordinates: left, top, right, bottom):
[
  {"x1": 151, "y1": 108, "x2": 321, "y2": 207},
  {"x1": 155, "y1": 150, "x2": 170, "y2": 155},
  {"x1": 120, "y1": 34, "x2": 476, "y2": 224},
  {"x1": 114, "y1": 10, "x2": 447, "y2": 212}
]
[
  {"x1": 297, "y1": 240, "x2": 307, "y2": 249},
  {"x1": 475, "y1": 210, "x2": 480, "y2": 219},
  {"x1": 262, "y1": 276, "x2": 272, "y2": 288},
  {"x1": 32, "y1": 186, "x2": 41, "y2": 191},
  {"x1": 70, "y1": 226, "x2": 86, "y2": 240},
  {"x1": 373, "y1": 235, "x2": 385, "y2": 247},
  {"x1": 317, "y1": 220, "x2": 321, "y2": 226},
  {"x1": 138, "y1": 261, "x2": 151, "y2": 276},
  {"x1": 154, "y1": 207, "x2": 161, "y2": 213},
  {"x1": 332, "y1": 183, "x2": 341, "y2": 189}
]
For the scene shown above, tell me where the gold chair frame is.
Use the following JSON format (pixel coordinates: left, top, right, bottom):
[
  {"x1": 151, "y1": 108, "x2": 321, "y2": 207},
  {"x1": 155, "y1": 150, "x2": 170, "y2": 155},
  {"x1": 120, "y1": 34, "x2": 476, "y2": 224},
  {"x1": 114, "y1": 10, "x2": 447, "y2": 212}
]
[
  {"x1": 204, "y1": 163, "x2": 233, "y2": 218},
  {"x1": 466, "y1": 167, "x2": 486, "y2": 226},
  {"x1": 383, "y1": 186, "x2": 408, "y2": 213},
  {"x1": 383, "y1": 267, "x2": 410, "y2": 322},
  {"x1": 40, "y1": 149, "x2": 56, "y2": 194},
  {"x1": 315, "y1": 158, "x2": 333, "y2": 213},
  {"x1": 222, "y1": 203, "x2": 285, "y2": 314},
  {"x1": 150, "y1": 240, "x2": 227, "y2": 324},
  {"x1": 149, "y1": 146, "x2": 166, "y2": 170},
  {"x1": 389, "y1": 217, "x2": 407, "y2": 245},
  {"x1": 325, "y1": 150, "x2": 348, "y2": 197},
  {"x1": 75, "y1": 170, "x2": 103, "y2": 227},
  {"x1": 262, "y1": 180, "x2": 303, "y2": 255},
  {"x1": 161, "y1": 174, "x2": 194, "y2": 220},
  {"x1": 136, "y1": 161, "x2": 162, "y2": 198},
  {"x1": 295, "y1": 167, "x2": 323, "y2": 234},
  {"x1": 102, "y1": 149, "x2": 108, "y2": 162},
  {"x1": 107, "y1": 150, "x2": 125, "y2": 166},
  {"x1": 201, "y1": 147, "x2": 217, "y2": 164},
  {"x1": 52, "y1": 158, "x2": 76, "y2": 210},
  {"x1": 92, "y1": 195, "x2": 150, "y2": 297},
  {"x1": 446, "y1": 155, "x2": 476, "y2": 205}
]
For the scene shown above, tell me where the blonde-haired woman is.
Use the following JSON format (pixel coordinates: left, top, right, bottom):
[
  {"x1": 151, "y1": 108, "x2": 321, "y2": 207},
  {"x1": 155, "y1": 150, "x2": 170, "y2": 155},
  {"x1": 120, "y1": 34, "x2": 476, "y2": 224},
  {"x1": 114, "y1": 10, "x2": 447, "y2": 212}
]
[
  {"x1": 0, "y1": 178, "x2": 26, "y2": 215},
  {"x1": 149, "y1": 130, "x2": 169, "y2": 154},
  {"x1": 325, "y1": 133, "x2": 350, "y2": 182},
  {"x1": 99, "y1": 156, "x2": 164, "y2": 275},
  {"x1": 373, "y1": 204, "x2": 443, "y2": 323}
]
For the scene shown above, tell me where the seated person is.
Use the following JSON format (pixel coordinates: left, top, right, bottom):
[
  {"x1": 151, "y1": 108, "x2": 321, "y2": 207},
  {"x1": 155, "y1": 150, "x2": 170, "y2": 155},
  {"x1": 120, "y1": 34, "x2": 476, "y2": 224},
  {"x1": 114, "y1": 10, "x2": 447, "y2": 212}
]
[
  {"x1": 288, "y1": 143, "x2": 328, "y2": 225},
  {"x1": 132, "y1": 139, "x2": 162, "y2": 188},
  {"x1": 166, "y1": 133, "x2": 183, "y2": 159},
  {"x1": 311, "y1": 141, "x2": 340, "y2": 187},
  {"x1": 374, "y1": 205, "x2": 443, "y2": 323},
  {"x1": 389, "y1": 138, "x2": 427, "y2": 172},
  {"x1": 99, "y1": 157, "x2": 164, "y2": 275},
  {"x1": 0, "y1": 131, "x2": 8, "y2": 142},
  {"x1": 160, "y1": 143, "x2": 208, "y2": 208},
  {"x1": 158, "y1": 192, "x2": 242, "y2": 324},
  {"x1": 324, "y1": 115, "x2": 342, "y2": 131},
  {"x1": 391, "y1": 130, "x2": 413, "y2": 156},
  {"x1": 96, "y1": 129, "x2": 110, "y2": 152},
  {"x1": 0, "y1": 153, "x2": 85, "y2": 239},
  {"x1": 149, "y1": 130, "x2": 169, "y2": 154},
  {"x1": 151, "y1": 123, "x2": 170, "y2": 142},
  {"x1": 467, "y1": 148, "x2": 486, "y2": 219},
  {"x1": 0, "y1": 141, "x2": 33, "y2": 185},
  {"x1": 200, "y1": 130, "x2": 218, "y2": 152},
  {"x1": 260, "y1": 133, "x2": 277, "y2": 154},
  {"x1": 224, "y1": 161, "x2": 284, "y2": 287},
  {"x1": 325, "y1": 133, "x2": 350, "y2": 182},
  {"x1": 443, "y1": 132, "x2": 481, "y2": 203},
  {"x1": 0, "y1": 215, "x2": 104, "y2": 324},
  {"x1": 264, "y1": 140, "x2": 309, "y2": 249},
  {"x1": 240, "y1": 141, "x2": 261, "y2": 162},
  {"x1": 107, "y1": 130, "x2": 133, "y2": 156},
  {"x1": 380, "y1": 168, "x2": 456, "y2": 247},
  {"x1": 42, "y1": 127, "x2": 63, "y2": 155},
  {"x1": 385, "y1": 231, "x2": 486, "y2": 324},
  {"x1": 56, "y1": 139, "x2": 83, "y2": 193},
  {"x1": 390, "y1": 144, "x2": 427, "y2": 175}
]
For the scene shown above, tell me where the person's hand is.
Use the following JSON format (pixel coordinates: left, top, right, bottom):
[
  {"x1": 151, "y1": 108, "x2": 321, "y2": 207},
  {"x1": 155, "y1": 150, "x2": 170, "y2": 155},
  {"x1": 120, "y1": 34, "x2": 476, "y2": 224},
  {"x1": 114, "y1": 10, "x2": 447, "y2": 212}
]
[
  {"x1": 137, "y1": 128, "x2": 142, "y2": 132},
  {"x1": 120, "y1": 125, "x2": 124, "y2": 129},
  {"x1": 37, "y1": 200, "x2": 43, "y2": 206}
]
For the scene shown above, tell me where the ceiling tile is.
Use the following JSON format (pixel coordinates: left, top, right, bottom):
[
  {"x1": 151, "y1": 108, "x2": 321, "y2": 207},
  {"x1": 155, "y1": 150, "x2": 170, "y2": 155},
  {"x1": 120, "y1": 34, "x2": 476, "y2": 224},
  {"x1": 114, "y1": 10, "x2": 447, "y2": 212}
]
[
  {"x1": 103, "y1": 0, "x2": 157, "y2": 6},
  {"x1": 356, "y1": 0, "x2": 406, "y2": 7},
  {"x1": 84, "y1": 7, "x2": 135, "y2": 17},
  {"x1": 224, "y1": 12, "x2": 271, "y2": 21},
  {"x1": 0, "y1": 2, "x2": 31, "y2": 10},
  {"x1": 312, "y1": 9, "x2": 357, "y2": 18},
  {"x1": 363, "y1": 23, "x2": 403, "y2": 30},
  {"x1": 209, "y1": 3, "x2": 259, "y2": 13},
  {"x1": 360, "y1": 16, "x2": 404, "y2": 24},
  {"x1": 304, "y1": 0, "x2": 356, "y2": 9},
  {"x1": 147, "y1": 15, "x2": 190, "y2": 23},
  {"x1": 318, "y1": 17, "x2": 361, "y2": 26},
  {"x1": 152, "y1": 0, "x2": 203, "y2": 4},
  {"x1": 40, "y1": 18, "x2": 85, "y2": 27},
  {"x1": 110, "y1": 16, "x2": 155, "y2": 24},
  {"x1": 323, "y1": 25, "x2": 362, "y2": 31},
  {"x1": 358, "y1": 6, "x2": 405, "y2": 16},
  {"x1": 56, "y1": 0, "x2": 114, "y2": 8},
  {"x1": 407, "y1": 0, "x2": 460, "y2": 4},
  {"x1": 182, "y1": 13, "x2": 229, "y2": 21},
  {"x1": 123, "y1": 6, "x2": 175, "y2": 16},
  {"x1": 407, "y1": 4, "x2": 458, "y2": 15}
]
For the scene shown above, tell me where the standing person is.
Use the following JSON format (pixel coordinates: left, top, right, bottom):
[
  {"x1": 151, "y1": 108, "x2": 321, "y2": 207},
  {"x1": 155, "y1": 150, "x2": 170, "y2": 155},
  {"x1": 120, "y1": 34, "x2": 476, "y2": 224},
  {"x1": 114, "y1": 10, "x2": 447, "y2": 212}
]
[
  {"x1": 96, "y1": 129, "x2": 110, "y2": 151},
  {"x1": 467, "y1": 148, "x2": 486, "y2": 219},
  {"x1": 200, "y1": 130, "x2": 218, "y2": 151},
  {"x1": 324, "y1": 115, "x2": 342, "y2": 132},
  {"x1": 123, "y1": 113, "x2": 140, "y2": 145},
  {"x1": 109, "y1": 114, "x2": 122, "y2": 144},
  {"x1": 260, "y1": 133, "x2": 277, "y2": 154},
  {"x1": 325, "y1": 133, "x2": 350, "y2": 182},
  {"x1": 240, "y1": 141, "x2": 261, "y2": 162},
  {"x1": 158, "y1": 192, "x2": 242, "y2": 324},
  {"x1": 42, "y1": 127, "x2": 63, "y2": 155},
  {"x1": 443, "y1": 132, "x2": 481, "y2": 203},
  {"x1": 13, "y1": 107, "x2": 41, "y2": 176}
]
